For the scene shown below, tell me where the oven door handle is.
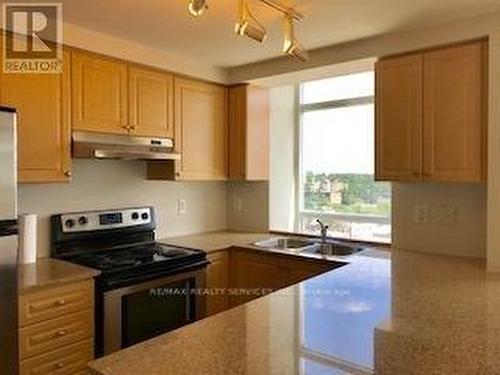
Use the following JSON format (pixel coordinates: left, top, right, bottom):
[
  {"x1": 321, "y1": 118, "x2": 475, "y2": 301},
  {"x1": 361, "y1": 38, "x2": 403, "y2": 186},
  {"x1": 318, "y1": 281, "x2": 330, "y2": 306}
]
[{"x1": 102, "y1": 260, "x2": 209, "y2": 290}]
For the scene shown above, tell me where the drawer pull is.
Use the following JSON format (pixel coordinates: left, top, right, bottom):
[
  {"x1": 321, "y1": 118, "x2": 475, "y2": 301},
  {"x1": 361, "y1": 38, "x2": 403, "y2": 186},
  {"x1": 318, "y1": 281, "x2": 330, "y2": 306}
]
[
  {"x1": 55, "y1": 299, "x2": 66, "y2": 306},
  {"x1": 56, "y1": 330, "x2": 67, "y2": 337},
  {"x1": 55, "y1": 362, "x2": 65, "y2": 369}
]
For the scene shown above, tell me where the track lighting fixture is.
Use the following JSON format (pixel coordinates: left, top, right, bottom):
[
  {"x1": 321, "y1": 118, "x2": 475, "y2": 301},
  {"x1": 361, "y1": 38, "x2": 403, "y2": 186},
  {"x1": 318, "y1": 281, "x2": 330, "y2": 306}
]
[
  {"x1": 188, "y1": 0, "x2": 208, "y2": 17},
  {"x1": 234, "y1": 0, "x2": 267, "y2": 43},
  {"x1": 186, "y1": 0, "x2": 307, "y2": 61},
  {"x1": 283, "y1": 16, "x2": 308, "y2": 62}
]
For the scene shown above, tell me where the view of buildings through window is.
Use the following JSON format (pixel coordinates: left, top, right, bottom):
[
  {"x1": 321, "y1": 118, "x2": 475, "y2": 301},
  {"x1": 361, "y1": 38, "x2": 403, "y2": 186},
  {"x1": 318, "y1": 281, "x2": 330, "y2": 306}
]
[{"x1": 298, "y1": 71, "x2": 391, "y2": 243}]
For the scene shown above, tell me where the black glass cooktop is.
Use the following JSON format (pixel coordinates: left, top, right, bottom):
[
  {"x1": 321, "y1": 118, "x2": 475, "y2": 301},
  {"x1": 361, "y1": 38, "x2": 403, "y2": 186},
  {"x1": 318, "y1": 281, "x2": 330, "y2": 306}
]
[{"x1": 69, "y1": 242, "x2": 204, "y2": 272}]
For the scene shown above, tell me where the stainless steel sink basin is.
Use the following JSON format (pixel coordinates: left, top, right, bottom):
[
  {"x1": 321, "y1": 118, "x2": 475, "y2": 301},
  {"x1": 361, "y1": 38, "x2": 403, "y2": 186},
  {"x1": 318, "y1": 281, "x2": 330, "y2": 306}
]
[
  {"x1": 300, "y1": 241, "x2": 364, "y2": 256},
  {"x1": 253, "y1": 237, "x2": 366, "y2": 256},
  {"x1": 253, "y1": 237, "x2": 317, "y2": 251}
]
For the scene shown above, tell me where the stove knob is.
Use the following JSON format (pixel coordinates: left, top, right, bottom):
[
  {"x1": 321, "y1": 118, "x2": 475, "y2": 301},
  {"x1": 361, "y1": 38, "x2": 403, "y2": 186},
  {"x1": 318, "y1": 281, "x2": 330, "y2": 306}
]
[
  {"x1": 131, "y1": 212, "x2": 139, "y2": 220},
  {"x1": 64, "y1": 219, "x2": 75, "y2": 228},
  {"x1": 141, "y1": 212, "x2": 149, "y2": 220},
  {"x1": 78, "y1": 216, "x2": 88, "y2": 225}
]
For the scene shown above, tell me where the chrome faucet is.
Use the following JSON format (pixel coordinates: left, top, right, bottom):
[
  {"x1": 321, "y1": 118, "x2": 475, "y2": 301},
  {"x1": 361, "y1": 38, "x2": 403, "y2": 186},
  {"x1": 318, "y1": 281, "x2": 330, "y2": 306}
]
[{"x1": 316, "y1": 219, "x2": 329, "y2": 244}]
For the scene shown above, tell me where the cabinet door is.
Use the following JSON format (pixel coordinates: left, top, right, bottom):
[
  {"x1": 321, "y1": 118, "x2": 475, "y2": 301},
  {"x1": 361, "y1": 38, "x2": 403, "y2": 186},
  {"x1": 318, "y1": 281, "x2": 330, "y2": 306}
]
[
  {"x1": 375, "y1": 54, "x2": 423, "y2": 181},
  {"x1": 230, "y1": 251, "x2": 287, "y2": 307},
  {"x1": 0, "y1": 50, "x2": 71, "y2": 183},
  {"x1": 423, "y1": 41, "x2": 486, "y2": 182},
  {"x1": 228, "y1": 85, "x2": 247, "y2": 180},
  {"x1": 72, "y1": 51, "x2": 128, "y2": 134},
  {"x1": 129, "y1": 67, "x2": 174, "y2": 138},
  {"x1": 174, "y1": 78, "x2": 228, "y2": 180},
  {"x1": 206, "y1": 251, "x2": 230, "y2": 316},
  {"x1": 228, "y1": 85, "x2": 269, "y2": 181},
  {"x1": 284, "y1": 258, "x2": 336, "y2": 286}
]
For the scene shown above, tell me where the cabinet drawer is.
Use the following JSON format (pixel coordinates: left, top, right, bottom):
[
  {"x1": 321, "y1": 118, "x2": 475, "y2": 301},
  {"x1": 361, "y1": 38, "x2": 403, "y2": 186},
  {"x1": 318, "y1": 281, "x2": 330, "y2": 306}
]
[
  {"x1": 20, "y1": 338, "x2": 93, "y2": 375},
  {"x1": 19, "y1": 281, "x2": 93, "y2": 327},
  {"x1": 19, "y1": 309, "x2": 93, "y2": 360}
]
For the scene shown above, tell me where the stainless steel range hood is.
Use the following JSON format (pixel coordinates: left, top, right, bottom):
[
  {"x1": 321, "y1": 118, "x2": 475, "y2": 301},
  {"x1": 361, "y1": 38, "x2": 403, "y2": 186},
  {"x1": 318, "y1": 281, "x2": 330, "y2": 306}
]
[{"x1": 72, "y1": 131, "x2": 181, "y2": 161}]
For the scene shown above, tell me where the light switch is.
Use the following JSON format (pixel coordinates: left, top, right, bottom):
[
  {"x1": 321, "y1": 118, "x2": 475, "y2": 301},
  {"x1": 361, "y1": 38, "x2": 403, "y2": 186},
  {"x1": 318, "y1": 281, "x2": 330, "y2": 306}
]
[
  {"x1": 413, "y1": 204, "x2": 429, "y2": 224},
  {"x1": 177, "y1": 199, "x2": 187, "y2": 215},
  {"x1": 234, "y1": 197, "x2": 243, "y2": 212}
]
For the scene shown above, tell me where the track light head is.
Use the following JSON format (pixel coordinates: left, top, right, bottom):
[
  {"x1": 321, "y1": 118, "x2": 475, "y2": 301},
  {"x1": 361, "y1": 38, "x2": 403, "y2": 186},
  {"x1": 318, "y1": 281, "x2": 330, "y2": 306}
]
[
  {"x1": 188, "y1": 0, "x2": 208, "y2": 17},
  {"x1": 284, "y1": 39, "x2": 308, "y2": 62},
  {"x1": 235, "y1": 0, "x2": 267, "y2": 43},
  {"x1": 283, "y1": 16, "x2": 308, "y2": 62},
  {"x1": 235, "y1": 20, "x2": 267, "y2": 43}
]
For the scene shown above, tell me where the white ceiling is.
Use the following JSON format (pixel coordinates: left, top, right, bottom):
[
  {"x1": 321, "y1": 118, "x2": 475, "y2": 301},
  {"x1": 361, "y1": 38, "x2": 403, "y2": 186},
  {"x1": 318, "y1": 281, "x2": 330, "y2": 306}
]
[{"x1": 58, "y1": 0, "x2": 500, "y2": 68}]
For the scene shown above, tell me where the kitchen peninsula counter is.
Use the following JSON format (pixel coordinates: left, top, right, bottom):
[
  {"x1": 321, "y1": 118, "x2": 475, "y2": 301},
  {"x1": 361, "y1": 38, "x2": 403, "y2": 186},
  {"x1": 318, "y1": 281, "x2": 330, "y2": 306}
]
[{"x1": 89, "y1": 244, "x2": 497, "y2": 375}]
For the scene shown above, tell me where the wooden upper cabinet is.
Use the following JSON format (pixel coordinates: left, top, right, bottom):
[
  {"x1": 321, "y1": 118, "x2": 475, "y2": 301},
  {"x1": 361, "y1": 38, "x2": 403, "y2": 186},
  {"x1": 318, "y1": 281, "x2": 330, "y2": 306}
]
[
  {"x1": 375, "y1": 54, "x2": 423, "y2": 182},
  {"x1": 72, "y1": 51, "x2": 128, "y2": 135},
  {"x1": 375, "y1": 40, "x2": 487, "y2": 183},
  {"x1": 173, "y1": 77, "x2": 228, "y2": 180},
  {"x1": 423, "y1": 41, "x2": 486, "y2": 182},
  {"x1": 129, "y1": 67, "x2": 174, "y2": 138},
  {"x1": 228, "y1": 84, "x2": 270, "y2": 181},
  {"x1": 0, "y1": 49, "x2": 71, "y2": 183}
]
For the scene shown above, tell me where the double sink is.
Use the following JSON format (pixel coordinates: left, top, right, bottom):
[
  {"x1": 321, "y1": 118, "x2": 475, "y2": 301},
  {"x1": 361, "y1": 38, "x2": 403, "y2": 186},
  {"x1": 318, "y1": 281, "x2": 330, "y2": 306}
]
[{"x1": 253, "y1": 237, "x2": 365, "y2": 257}]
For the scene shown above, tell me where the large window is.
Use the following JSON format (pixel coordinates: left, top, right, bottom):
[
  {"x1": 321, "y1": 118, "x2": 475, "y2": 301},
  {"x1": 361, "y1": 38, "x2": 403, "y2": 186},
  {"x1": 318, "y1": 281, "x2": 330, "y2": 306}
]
[{"x1": 298, "y1": 72, "x2": 391, "y2": 243}]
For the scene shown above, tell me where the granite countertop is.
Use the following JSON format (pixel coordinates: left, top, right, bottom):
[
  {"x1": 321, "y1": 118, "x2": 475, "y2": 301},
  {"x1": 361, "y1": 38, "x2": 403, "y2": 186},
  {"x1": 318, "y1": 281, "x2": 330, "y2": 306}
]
[
  {"x1": 159, "y1": 230, "x2": 271, "y2": 254},
  {"x1": 19, "y1": 258, "x2": 101, "y2": 294},
  {"x1": 88, "y1": 232, "x2": 499, "y2": 375}
]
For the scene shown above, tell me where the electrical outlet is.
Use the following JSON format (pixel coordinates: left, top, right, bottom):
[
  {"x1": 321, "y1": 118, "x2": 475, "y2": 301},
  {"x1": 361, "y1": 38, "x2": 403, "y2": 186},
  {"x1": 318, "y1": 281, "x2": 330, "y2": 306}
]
[
  {"x1": 413, "y1": 204, "x2": 429, "y2": 224},
  {"x1": 432, "y1": 206, "x2": 457, "y2": 226},
  {"x1": 177, "y1": 199, "x2": 187, "y2": 215},
  {"x1": 234, "y1": 197, "x2": 243, "y2": 212}
]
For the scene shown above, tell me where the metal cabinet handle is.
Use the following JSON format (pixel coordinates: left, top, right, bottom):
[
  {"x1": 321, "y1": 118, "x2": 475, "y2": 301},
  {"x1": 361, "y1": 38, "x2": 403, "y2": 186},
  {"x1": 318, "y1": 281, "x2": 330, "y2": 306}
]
[
  {"x1": 55, "y1": 299, "x2": 66, "y2": 306},
  {"x1": 56, "y1": 330, "x2": 67, "y2": 337},
  {"x1": 55, "y1": 362, "x2": 64, "y2": 369},
  {"x1": 64, "y1": 171, "x2": 72, "y2": 177}
]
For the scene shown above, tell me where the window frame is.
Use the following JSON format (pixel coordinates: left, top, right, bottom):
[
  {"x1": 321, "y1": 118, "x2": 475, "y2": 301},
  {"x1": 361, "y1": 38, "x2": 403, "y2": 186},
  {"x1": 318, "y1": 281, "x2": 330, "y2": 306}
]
[{"x1": 295, "y1": 73, "x2": 391, "y2": 243}]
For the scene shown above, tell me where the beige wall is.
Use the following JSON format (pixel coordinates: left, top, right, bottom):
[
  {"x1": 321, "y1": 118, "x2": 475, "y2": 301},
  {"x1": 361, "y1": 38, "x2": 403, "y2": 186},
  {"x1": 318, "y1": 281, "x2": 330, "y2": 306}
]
[
  {"x1": 269, "y1": 85, "x2": 296, "y2": 232},
  {"x1": 227, "y1": 182, "x2": 269, "y2": 232},
  {"x1": 19, "y1": 160, "x2": 228, "y2": 258},
  {"x1": 392, "y1": 183, "x2": 487, "y2": 258}
]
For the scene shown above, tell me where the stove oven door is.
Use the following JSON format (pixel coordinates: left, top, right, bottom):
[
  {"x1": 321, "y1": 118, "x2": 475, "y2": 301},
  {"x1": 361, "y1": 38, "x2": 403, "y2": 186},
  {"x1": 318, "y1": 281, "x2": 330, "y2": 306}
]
[{"x1": 102, "y1": 268, "x2": 206, "y2": 355}]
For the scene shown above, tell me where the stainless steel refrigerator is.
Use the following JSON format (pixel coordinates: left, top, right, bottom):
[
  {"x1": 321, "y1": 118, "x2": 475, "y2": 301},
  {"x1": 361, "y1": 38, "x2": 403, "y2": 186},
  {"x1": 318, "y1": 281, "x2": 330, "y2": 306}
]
[{"x1": 0, "y1": 106, "x2": 18, "y2": 374}]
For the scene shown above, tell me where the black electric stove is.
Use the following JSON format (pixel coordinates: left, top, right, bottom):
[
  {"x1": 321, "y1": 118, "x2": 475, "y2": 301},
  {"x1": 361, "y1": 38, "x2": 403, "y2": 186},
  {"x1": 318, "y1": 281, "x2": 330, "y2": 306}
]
[
  {"x1": 71, "y1": 242, "x2": 200, "y2": 271},
  {"x1": 50, "y1": 207, "x2": 209, "y2": 356}
]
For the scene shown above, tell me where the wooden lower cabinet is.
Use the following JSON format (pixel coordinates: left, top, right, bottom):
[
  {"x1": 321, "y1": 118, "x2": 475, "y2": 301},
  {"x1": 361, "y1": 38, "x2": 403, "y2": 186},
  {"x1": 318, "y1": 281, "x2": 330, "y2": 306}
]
[
  {"x1": 204, "y1": 249, "x2": 336, "y2": 316},
  {"x1": 230, "y1": 251, "x2": 288, "y2": 307},
  {"x1": 19, "y1": 280, "x2": 95, "y2": 375},
  {"x1": 206, "y1": 251, "x2": 230, "y2": 316},
  {"x1": 19, "y1": 339, "x2": 93, "y2": 375},
  {"x1": 229, "y1": 249, "x2": 336, "y2": 308}
]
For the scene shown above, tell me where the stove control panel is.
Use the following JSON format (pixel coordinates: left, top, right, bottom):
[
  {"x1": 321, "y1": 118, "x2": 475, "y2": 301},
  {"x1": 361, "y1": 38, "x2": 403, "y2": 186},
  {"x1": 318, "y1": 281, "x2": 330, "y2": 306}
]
[{"x1": 60, "y1": 207, "x2": 152, "y2": 233}]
